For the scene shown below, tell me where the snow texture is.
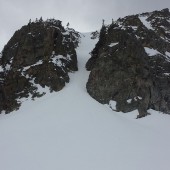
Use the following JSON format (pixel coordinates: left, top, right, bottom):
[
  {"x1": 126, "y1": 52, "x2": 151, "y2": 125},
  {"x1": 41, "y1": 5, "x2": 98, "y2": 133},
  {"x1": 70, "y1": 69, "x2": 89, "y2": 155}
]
[
  {"x1": 164, "y1": 73, "x2": 170, "y2": 76},
  {"x1": 0, "y1": 65, "x2": 3, "y2": 72},
  {"x1": 144, "y1": 47, "x2": 160, "y2": 56},
  {"x1": 108, "y1": 42, "x2": 118, "y2": 47},
  {"x1": 166, "y1": 51, "x2": 170, "y2": 57},
  {"x1": 127, "y1": 99, "x2": 132, "y2": 104},
  {"x1": 0, "y1": 33, "x2": 170, "y2": 170},
  {"x1": 23, "y1": 60, "x2": 43, "y2": 71},
  {"x1": 109, "y1": 100, "x2": 117, "y2": 110},
  {"x1": 139, "y1": 16, "x2": 154, "y2": 30}
]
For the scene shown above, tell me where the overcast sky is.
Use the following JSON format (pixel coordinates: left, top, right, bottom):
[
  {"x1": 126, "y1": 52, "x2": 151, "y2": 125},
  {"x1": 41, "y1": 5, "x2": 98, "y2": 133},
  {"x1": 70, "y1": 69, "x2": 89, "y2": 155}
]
[{"x1": 0, "y1": 0, "x2": 170, "y2": 51}]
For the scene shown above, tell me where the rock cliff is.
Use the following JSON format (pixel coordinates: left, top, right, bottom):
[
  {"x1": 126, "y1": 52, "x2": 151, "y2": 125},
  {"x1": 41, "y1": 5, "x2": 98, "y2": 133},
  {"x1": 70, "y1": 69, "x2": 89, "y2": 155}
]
[
  {"x1": 0, "y1": 18, "x2": 80, "y2": 113},
  {"x1": 86, "y1": 8, "x2": 170, "y2": 118}
]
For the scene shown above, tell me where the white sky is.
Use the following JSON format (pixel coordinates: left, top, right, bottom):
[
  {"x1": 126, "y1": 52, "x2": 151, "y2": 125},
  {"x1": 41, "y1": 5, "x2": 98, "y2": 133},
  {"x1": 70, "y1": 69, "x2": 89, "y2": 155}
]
[{"x1": 0, "y1": 0, "x2": 170, "y2": 51}]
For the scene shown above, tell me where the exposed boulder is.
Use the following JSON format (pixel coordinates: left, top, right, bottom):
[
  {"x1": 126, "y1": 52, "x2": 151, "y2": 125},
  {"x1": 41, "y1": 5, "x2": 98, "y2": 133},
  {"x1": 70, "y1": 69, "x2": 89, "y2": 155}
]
[
  {"x1": 0, "y1": 18, "x2": 80, "y2": 113},
  {"x1": 86, "y1": 8, "x2": 170, "y2": 118}
]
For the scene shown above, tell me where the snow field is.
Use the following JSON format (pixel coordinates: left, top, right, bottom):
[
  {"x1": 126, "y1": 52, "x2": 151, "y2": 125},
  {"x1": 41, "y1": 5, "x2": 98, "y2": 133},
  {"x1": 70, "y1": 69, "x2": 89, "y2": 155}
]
[{"x1": 0, "y1": 33, "x2": 170, "y2": 170}]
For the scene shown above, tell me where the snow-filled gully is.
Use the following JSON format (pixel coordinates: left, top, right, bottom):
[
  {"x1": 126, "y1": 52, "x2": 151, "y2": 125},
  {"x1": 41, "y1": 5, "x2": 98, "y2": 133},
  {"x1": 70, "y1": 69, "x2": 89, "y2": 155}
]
[{"x1": 0, "y1": 33, "x2": 170, "y2": 170}]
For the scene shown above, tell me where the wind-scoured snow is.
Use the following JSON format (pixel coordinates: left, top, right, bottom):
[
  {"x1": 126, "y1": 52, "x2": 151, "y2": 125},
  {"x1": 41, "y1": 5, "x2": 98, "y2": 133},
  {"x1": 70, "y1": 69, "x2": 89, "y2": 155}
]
[
  {"x1": 166, "y1": 51, "x2": 170, "y2": 57},
  {"x1": 23, "y1": 60, "x2": 43, "y2": 71},
  {"x1": 0, "y1": 65, "x2": 3, "y2": 72},
  {"x1": 139, "y1": 16, "x2": 154, "y2": 30},
  {"x1": 108, "y1": 42, "x2": 119, "y2": 47},
  {"x1": 144, "y1": 47, "x2": 160, "y2": 56},
  {"x1": 0, "y1": 33, "x2": 170, "y2": 170}
]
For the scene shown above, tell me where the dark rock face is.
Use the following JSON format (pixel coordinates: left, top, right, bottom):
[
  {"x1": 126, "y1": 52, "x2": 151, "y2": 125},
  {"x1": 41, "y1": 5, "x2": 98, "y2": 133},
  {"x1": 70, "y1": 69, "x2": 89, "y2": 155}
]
[
  {"x1": 86, "y1": 8, "x2": 170, "y2": 118},
  {"x1": 0, "y1": 18, "x2": 80, "y2": 113}
]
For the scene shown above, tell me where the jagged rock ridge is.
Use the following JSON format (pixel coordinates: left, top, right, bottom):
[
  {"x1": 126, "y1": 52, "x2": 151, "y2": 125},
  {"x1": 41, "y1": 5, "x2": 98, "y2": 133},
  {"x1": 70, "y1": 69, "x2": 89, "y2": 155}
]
[
  {"x1": 0, "y1": 18, "x2": 80, "y2": 113},
  {"x1": 86, "y1": 8, "x2": 170, "y2": 118}
]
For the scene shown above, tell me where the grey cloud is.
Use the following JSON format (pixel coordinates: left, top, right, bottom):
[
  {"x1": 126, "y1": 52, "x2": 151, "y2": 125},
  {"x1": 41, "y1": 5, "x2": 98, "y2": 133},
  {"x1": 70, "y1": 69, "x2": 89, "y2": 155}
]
[{"x1": 0, "y1": 0, "x2": 170, "y2": 51}]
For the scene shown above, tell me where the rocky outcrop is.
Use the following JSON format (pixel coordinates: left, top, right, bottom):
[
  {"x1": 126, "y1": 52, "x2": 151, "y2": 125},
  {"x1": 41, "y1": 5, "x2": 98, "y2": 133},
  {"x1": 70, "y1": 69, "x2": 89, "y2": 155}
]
[
  {"x1": 91, "y1": 31, "x2": 99, "y2": 40},
  {"x1": 86, "y1": 8, "x2": 170, "y2": 118},
  {"x1": 0, "y1": 18, "x2": 80, "y2": 113}
]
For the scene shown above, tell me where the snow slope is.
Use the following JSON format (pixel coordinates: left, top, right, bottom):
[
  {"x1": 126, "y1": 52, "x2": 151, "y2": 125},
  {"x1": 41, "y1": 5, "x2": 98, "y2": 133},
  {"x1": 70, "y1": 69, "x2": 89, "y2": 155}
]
[{"x1": 0, "y1": 33, "x2": 170, "y2": 170}]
